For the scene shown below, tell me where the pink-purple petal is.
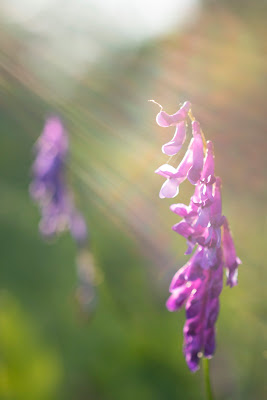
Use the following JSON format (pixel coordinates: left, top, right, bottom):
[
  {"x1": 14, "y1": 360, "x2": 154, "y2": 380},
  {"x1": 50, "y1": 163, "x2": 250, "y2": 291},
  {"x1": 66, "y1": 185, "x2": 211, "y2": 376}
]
[
  {"x1": 201, "y1": 141, "x2": 215, "y2": 181},
  {"x1": 156, "y1": 101, "x2": 191, "y2": 127},
  {"x1": 210, "y1": 177, "x2": 222, "y2": 222},
  {"x1": 162, "y1": 121, "x2": 186, "y2": 156},
  {"x1": 172, "y1": 221, "x2": 195, "y2": 237},
  {"x1": 169, "y1": 265, "x2": 187, "y2": 291},
  {"x1": 166, "y1": 285, "x2": 192, "y2": 312},
  {"x1": 155, "y1": 164, "x2": 177, "y2": 178},
  {"x1": 159, "y1": 178, "x2": 179, "y2": 199},
  {"x1": 174, "y1": 138, "x2": 194, "y2": 179},
  {"x1": 170, "y1": 203, "x2": 190, "y2": 217},
  {"x1": 187, "y1": 121, "x2": 204, "y2": 185}
]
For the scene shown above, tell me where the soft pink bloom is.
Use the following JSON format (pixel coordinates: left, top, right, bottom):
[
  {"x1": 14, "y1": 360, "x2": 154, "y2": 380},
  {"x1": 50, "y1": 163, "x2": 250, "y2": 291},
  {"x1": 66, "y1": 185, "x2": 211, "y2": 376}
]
[{"x1": 162, "y1": 121, "x2": 187, "y2": 156}]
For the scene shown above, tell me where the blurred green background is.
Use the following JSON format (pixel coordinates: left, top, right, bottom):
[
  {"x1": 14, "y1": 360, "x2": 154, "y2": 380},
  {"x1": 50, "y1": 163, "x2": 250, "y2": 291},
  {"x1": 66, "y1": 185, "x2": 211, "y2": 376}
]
[{"x1": 0, "y1": 0, "x2": 266, "y2": 399}]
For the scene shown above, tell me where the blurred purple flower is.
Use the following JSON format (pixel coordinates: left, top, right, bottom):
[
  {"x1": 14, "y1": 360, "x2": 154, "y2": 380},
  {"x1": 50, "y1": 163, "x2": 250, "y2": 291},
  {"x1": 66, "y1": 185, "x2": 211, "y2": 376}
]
[
  {"x1": 30, "y1": 116, "x2": 87, "y2": 245},
  {"x1": 153, "y1": 101, "x2": 241, "y2": 372},
  {"x1": 30, "y1": 116, "x2": 98, "y2": 315}
]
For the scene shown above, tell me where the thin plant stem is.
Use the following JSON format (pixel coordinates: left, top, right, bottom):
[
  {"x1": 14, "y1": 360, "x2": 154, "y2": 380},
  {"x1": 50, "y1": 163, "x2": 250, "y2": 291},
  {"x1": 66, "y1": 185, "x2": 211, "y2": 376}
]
[{"x1": 203, "y1": 358, "x2": 214, "y2": 400}]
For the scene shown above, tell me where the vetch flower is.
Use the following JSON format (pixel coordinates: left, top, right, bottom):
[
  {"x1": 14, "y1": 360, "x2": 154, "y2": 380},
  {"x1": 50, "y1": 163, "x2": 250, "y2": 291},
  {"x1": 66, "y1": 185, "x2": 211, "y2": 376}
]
[
  {"x1": 30, "y1": 116, "x2": 87, "y2": 244},
  {"x1": 155, "y1": 164, "x2": 185, "y2": 199},
  {"x1": 30, "y1": 115, "x2": 97, "y2": 315},
  {"x1": 152, "y1": 100, "x2": 241, "y2": 373}
]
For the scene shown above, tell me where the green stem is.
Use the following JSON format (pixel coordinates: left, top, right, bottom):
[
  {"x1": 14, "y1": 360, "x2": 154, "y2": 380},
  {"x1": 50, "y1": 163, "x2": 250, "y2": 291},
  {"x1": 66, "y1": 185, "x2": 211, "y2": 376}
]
[{"x1": 203, "y1": 358, "x2": 214, "y2": 400}]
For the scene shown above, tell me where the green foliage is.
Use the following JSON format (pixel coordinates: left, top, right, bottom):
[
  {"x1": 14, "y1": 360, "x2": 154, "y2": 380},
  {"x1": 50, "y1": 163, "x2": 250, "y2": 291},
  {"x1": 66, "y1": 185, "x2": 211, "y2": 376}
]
[{"x1": 0, "y1": 293, "x2": 61, "y2": 400}]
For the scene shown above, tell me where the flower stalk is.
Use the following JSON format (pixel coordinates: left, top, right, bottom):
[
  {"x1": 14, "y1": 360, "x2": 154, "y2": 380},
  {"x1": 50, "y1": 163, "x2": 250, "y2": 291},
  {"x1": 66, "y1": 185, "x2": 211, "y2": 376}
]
[{"x1": 203, "y1": 358, "x2": 214, "y2": 400}]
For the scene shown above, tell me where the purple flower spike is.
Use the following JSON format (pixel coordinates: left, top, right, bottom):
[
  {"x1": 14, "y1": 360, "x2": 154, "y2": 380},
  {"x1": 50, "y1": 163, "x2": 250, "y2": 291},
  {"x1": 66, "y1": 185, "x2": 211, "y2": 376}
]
[
  {"x1": 30, "y1": 116, "x2": 97, "y2": 315},
  {"x1": 162, "y1": 121, "x2": 186, "y2": 156},
  {"x1": 30, "y1": 116, "x2": 88, "y2": 246},
  {"x1": 153, "y1": 100, "x2": 241, "y2": 372},
  {"x1": 222, "y1": 219, "x2": 241, "y2": 287},
  {"x1": 156, "y1": 101, "x2": 191, "y2": 127}
]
